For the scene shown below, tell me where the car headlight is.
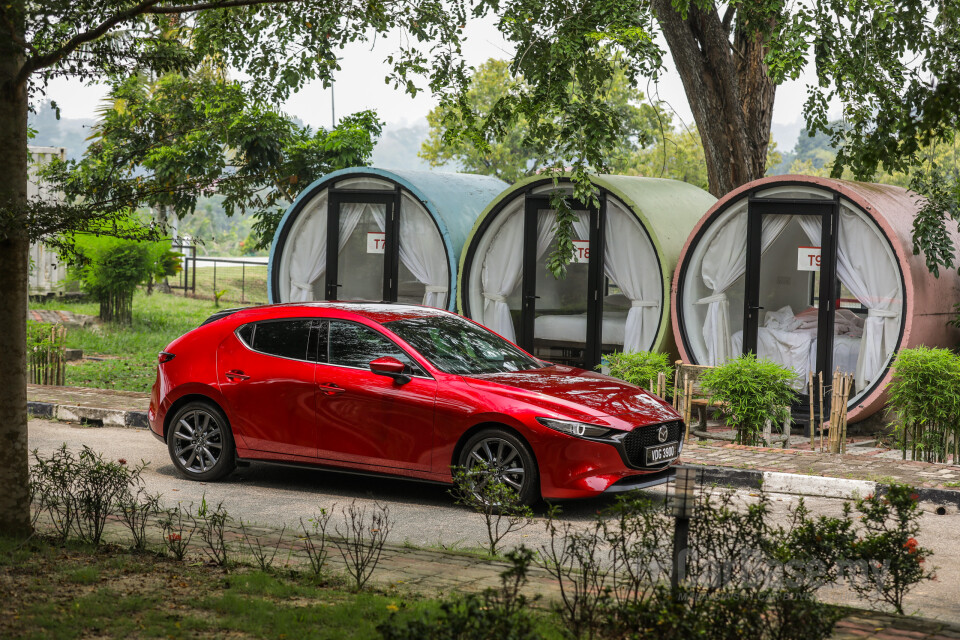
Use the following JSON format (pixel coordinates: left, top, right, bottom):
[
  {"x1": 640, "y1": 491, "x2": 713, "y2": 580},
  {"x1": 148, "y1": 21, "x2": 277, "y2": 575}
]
[{"x1": 536, "y1": 417, "x2": 613, "y2": 439}]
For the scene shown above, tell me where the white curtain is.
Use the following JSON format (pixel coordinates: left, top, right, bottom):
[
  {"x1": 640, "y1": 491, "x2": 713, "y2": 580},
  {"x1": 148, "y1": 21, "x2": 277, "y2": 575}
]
[
  {"x1": 797, "y1": 211, "x2": 901, "y2": 390},
  {"x1": 697, "y1": 213, "x2": 792, "y2": 365},
  {"x1": 287, "y1": 196, "x2": 329, "y2": 302},
  {"x1": 574, "y1": 209, "x2": 661, "y2": 353},
  {"x1": 371, "y1": 201, "x2": 450, "y2": 307},
  {"x1": 287, "y1": 199, "x2": 364, "y2": 302},
  {"x1": 480, "y1": 209, "x2": 556, "y2": 342}
]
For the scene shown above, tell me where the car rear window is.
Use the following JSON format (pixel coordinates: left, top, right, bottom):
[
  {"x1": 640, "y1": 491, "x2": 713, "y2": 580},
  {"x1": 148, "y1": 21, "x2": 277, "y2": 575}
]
[{"x1": 240, "y1": 320, "x2": 315, "y2": 361}]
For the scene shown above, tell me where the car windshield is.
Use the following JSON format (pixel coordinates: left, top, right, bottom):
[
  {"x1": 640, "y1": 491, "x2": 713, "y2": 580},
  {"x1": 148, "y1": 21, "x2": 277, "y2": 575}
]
[{"x1": 385, "y1": 315, "x2": 544, "y2": 375}]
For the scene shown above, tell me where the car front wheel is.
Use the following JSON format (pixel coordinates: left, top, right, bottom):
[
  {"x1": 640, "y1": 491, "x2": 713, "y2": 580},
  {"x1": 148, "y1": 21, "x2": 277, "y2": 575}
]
[
  {"x1": 167, "y1": 401, "x2": 236, "y2": 481},
  {"x1": 457, "y1": 428, "x2": 539, "y2": 506}
]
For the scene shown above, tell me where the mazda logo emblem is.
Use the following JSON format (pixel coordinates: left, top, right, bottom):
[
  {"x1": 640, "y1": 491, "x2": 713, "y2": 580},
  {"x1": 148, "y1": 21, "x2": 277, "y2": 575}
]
[{"x1": 657, "y1": 425, "x2": 668, "y2": 443}]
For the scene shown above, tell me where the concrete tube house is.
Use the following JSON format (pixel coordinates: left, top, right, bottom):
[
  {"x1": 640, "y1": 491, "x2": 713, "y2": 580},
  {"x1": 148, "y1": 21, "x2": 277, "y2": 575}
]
[
  {"x1": 672, "y1": 175, "x2": 960, "y2": 423},
  {"x1": 268, "y1": 168, "x2": 507, "y2": 309},
  {"x1": 458, "y1": 175, "x2": 716, "y2": 370}
]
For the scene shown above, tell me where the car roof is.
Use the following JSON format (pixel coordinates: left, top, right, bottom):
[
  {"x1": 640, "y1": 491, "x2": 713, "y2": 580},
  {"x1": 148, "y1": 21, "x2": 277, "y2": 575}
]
[{"x1": 220, "y1": 302, "x2": 456, "y2": 326}]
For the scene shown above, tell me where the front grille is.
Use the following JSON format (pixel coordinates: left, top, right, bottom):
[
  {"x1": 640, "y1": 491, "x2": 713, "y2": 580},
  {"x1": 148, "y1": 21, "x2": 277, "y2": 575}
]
[{"x1": 621, "y1": 420, "x2": 683, "y2": 468}]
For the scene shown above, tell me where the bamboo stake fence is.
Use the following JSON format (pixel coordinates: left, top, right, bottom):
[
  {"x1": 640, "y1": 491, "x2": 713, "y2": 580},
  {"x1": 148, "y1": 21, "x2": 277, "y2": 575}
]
[{"x1": 28, "y1": 323, "x2": 66, "y2": 386}]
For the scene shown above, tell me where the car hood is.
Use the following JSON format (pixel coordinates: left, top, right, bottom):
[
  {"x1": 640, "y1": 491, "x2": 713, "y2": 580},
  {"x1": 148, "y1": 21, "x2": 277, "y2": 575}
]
[{"x1": 463, "y1": 365, "x2": 680, "y2": 428}]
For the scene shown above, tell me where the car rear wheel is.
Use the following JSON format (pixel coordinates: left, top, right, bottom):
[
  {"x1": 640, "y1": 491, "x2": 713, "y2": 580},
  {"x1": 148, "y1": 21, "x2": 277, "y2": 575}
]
[
  {"x1": 167, "y1": 401, "x2": 236, "y2": 481},
  {"x1": 458, "y1": 428, "x2": 539, "y2": 506}
]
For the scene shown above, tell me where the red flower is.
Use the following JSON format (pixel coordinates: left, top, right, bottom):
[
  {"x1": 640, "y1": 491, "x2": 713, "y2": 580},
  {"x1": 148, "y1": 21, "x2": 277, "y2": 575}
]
[
  {"x1": 168, "y1": 533, "x2": 181, "y2": 542},
  {"x1": 910, "y1": 493, "x2": 919, "y2": 502},
  {"x1": 118, "y1": 458, "x2": 127, "y2": 465},
  {"x1": 903, "y1": 538, "x2": 919, "y2": 554}
]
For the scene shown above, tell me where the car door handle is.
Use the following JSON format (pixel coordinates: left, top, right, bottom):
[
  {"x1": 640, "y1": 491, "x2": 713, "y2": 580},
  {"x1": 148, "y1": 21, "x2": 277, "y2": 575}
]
[
  {"x1": 225, "y1": 369, "x2": 250, "y2": 381},
  {"x1": 318, "y1": 382, "x2": 345, "y2": 396}
]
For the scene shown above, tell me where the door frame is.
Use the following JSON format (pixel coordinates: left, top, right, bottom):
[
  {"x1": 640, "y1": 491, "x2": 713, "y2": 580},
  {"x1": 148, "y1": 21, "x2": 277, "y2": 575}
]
[
  {"x1": 743, "y1": 196, "x2": 840, "y2": 398},
  {"x1": 325, "y1": 186, "x2": 403, "y2": 302},
  {"x1": 519, "y1": 193, "x2": 607, "y2": 369}
]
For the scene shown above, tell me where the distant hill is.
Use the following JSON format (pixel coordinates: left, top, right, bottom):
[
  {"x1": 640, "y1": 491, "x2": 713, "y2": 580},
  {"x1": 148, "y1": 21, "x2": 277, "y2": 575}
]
[
  {"x1": 29, "y1": 102, "x2": 94, "y2": 160},
  {"x1": 370, "y1": 121, "x2": 442, "y2": 171}
]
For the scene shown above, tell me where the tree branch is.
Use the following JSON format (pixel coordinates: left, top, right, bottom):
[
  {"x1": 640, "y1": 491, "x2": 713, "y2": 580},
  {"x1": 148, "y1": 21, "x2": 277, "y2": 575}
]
[
  {"x1": 18, "y1": 0, "x2": 309, "y2": 85},
  {"x1": 144, "y1": 0, "x2": 301, "y2": 14},
  {"x1": 722, "y1": 5, "x2": 735, "y2": 34},
  {"x1": 18, "y1": 0, "x2": 161, "y2": 85}
]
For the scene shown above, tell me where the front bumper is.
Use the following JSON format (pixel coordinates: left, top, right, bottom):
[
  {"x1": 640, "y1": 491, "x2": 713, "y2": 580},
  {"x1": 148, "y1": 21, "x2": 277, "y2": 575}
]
[{"x1": 535, "y1": 423, "x2": 683, "y2": 499}]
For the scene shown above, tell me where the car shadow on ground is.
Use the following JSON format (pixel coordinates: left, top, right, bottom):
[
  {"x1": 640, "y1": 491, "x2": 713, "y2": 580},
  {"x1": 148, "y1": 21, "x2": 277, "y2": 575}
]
[{"x1": 155, "y1": 459, "x2": 669, "y2": 522}]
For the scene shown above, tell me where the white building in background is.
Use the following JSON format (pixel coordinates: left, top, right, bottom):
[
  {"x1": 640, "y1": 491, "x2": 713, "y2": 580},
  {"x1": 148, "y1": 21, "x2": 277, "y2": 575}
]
[{"x1": 28, "y1": 146, "x2": 69, "y2": 296}]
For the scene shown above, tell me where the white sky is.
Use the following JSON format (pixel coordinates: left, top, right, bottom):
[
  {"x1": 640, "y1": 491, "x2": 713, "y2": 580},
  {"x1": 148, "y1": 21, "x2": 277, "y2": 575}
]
[{"x1": 44, "y1": 16, "x2": 818, "y2": 141}]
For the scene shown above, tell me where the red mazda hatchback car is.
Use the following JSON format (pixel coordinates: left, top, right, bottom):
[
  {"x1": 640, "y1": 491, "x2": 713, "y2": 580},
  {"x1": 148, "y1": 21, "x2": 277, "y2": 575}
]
[{"x1": 149, "y1": 303, "x2": 684, "y2": 503}]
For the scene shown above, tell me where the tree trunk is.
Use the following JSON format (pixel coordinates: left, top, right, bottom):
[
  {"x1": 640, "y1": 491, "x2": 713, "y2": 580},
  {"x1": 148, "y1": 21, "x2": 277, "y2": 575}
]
[
  {"x1": 651, "y1": 1, "x2": 776, "y2": 198},
  {"x1": 0, "y1": 18, "x2": 33, "y2": 537}
]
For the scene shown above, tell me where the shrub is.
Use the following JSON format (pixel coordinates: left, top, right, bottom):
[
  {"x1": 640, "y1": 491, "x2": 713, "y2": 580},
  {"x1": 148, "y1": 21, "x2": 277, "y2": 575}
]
[
  {"x1": 886, "y1": 347, "x2": 960, "y2": 462},
  {"x1": 846, "y1": 484, "x2": 935, "y2": 614},
  {"x1": 68, "y1": 234, "x2": 172, "y2": 324},
  {"x1": 450, "y1": 464, "x2": 533, "y2": 557},
  {"x1": 700, "y1": 354, "x2": 796, "y2": 446},
  {"x1": 159, "y1": 502, "x2": 197, "y2": 561},
  {"x1": 196, "y1": 495, "x2": 232, "y2": 566},
  {"x1": 300, "y1": 511, "x2": 332, "y2": 576},
  {"x1": 333, "y1": 500, "x2": 392, "y2": 590},
  {"x1": 378, "y1": 547, "x2": 541, "y2": 640},
  {"x1": 30, "y1": 444, "x2": 146, "y2": 545},
  {"x1": 603, "y1": 350, "x2": 673, "y2": 398}
]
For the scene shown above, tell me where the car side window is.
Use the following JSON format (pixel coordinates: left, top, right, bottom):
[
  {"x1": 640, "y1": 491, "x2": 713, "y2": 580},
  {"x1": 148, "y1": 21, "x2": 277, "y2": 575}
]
[
  {"x1": 327, "y1": 321, "x2": 425, "y2": 376},
  {"x1": 241, "y1": 320, "x2": 315, "y2": 361}
]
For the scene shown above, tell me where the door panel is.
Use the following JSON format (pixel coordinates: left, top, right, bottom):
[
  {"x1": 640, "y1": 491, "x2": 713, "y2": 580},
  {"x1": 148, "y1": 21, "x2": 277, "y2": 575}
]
[
  {"x1": 326, "y1": 190, "x2": 401, "y2": 302},
  {"x1": 315, "y1": 366, "x2": 437, "y2": 470},
  {"x1": 520, "y1": 197, "x2": 601, "y2": 369},
  {"x1": 216, "y1": 331, "x2": 317, "y2": 458},
  {"x1": 315, "y1": 320, "x2": 436, "y2": 470},
  {"x1": 743, "y1": 199, "x2": 838, "y2": 400}
]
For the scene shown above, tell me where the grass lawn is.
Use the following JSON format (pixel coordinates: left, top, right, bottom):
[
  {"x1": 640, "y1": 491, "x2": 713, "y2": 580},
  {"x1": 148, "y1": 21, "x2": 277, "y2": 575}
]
[
  {"x1": 29, "y1": 292, "x2": 236, "y2": 393},
  {"x1": 0, "y1": 535, "x2": 561, "y2": 640},
  {"x1": 190, "y1": 265, "x2": 269, "y2": 305}
]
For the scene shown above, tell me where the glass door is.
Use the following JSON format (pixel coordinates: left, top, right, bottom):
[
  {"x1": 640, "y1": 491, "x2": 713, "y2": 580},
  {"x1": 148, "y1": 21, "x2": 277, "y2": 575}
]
[
  {"x1": 518, "y1": 195, "x2": 605, "y2": 369},
  {"x1": 743, "y1": 198, "x2": 839, "y2": 401},
  {"x1": 325, "y1": 189, "x2": 401, "y2": 302}
]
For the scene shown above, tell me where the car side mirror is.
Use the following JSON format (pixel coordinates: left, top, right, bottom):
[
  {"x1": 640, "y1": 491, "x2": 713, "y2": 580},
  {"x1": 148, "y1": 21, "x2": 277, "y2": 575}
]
[{"x1": 369, "y1": 356, "x2": 411, "y2": 385}]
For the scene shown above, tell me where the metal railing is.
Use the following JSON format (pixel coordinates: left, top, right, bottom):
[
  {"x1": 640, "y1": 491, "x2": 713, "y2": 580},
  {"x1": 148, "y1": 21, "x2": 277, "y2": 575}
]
[{"x1": 171, "y1": 243, "x2": 269, "y2": 305}]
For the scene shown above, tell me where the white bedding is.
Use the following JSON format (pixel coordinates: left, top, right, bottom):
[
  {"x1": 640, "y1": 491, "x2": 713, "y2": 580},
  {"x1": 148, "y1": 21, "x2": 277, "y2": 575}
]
[
  {"x1": 534, "y1": 311, "x2": 628, "y2": 345},
  {"x1": 731, "y1": 306, "x2": 863, "y2": 392}
]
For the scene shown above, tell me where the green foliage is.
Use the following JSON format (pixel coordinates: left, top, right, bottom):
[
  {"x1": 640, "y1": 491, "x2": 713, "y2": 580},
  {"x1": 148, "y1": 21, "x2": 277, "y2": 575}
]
[
  {"x1": 30, "y1": 444, "x2": 147, "y2": 545},
  {"x1": 68, "y1": 235, "x2": 154, "y2": 324},
  {"x1": 421, "y1": 58, "x2": 670, "y2": 184},
  {"x1": 29, "y1": 292, "x2": 216, "y2": 392},
  {"x1": 450, "y1": 465, "x2": 533, "y2": 557},
  {"x1": 848, "y1": 485, "x2": 934, "y2": 615},
  {"x1": 603, "y1": 350, "x2": 673, "y2": 397},
  {"x1": 46, "y1": 74, "x2": 384, "y2": 252},
  {"x1": 700, "y1": 355, "x2": 796, "y2": 446},
  {"x1": 378, "y1": 547, "x2": 542, "y2": 640},
  {"x1": 886, "y1": 347, "x2": 960, "y2": 463},
  {"x1": 26, "y1": 320, "x2": 66, "y2": 385}
]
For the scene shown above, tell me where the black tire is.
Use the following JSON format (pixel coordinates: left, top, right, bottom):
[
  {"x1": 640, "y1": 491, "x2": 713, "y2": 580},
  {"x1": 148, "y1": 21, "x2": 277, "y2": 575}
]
[
  {"x1": 167, "y1": 400, "x2": 236, "y2": 481},
  {"x1": 457, "y1": 428, "x2": 540, "y2": 506}
]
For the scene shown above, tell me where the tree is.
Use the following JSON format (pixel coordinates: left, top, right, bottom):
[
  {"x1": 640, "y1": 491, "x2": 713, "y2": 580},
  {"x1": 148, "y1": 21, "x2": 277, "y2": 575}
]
[
  {"x1": 48, "y1": 72, "x2": 383, "y2": 251},
  {"x1": 0, "y1": 0, "x2": 470, "y2": 536},
  {"x1": 420, "y1": 58, "x2": 670, "y2": 183},
  {"x1": 430, "y1": 0, "x2": 960, "y2": 273}
]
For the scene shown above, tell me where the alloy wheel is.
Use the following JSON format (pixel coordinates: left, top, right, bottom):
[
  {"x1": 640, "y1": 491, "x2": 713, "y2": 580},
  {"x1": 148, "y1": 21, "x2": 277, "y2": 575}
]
[
  {"x1": 172, "y1": 408, "x2": 224, "y2": 474},
  {"x1": 464, "y1": 437, "x2": 527, "y2": 495}
]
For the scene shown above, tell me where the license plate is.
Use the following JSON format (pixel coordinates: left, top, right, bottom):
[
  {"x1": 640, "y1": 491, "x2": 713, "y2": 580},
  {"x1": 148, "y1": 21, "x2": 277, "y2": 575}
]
[{"x1": 645, "y1": 442, "x2": 679, "y2": 465}]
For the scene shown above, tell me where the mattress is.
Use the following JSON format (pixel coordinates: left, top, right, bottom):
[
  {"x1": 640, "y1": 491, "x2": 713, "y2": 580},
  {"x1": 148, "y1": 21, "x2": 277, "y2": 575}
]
[
  {"x1": 731, "y1": 328, "x2": 861, "y2": 392},
  {"x1": 534, "y1": 311, "x2": 628, "y2": 345}
]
